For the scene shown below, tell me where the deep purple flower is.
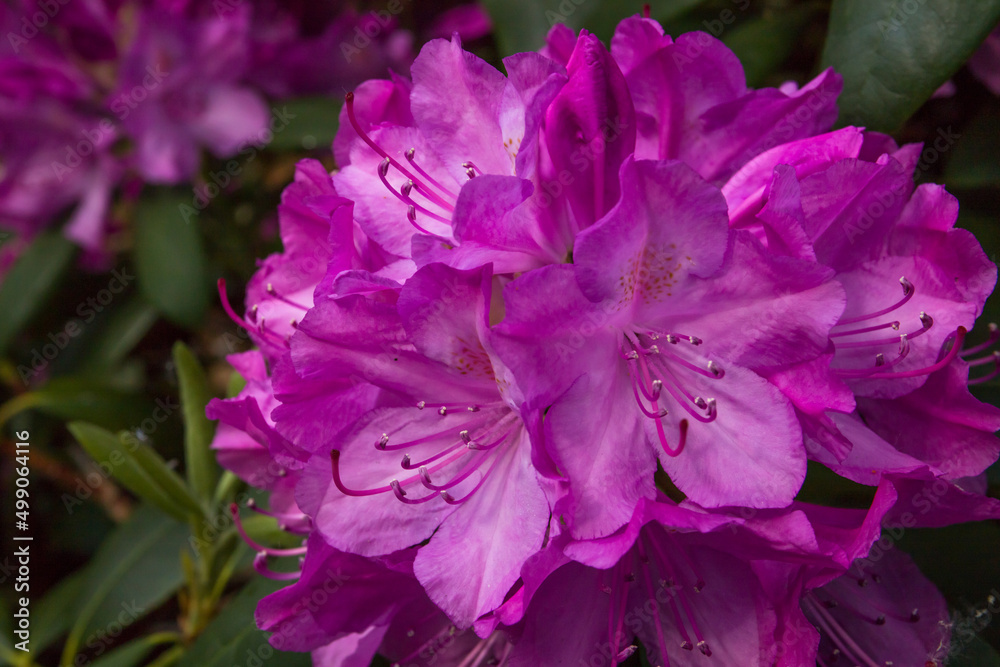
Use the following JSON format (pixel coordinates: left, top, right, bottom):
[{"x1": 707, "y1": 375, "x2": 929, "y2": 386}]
[
  {"x1": 288, "y1": 262, "x2": 548, "y2": 628},
  {"x1": 802, "y1": 548, "x2": 951, "y2": 666},
  {"x1": 493, "y1": 156, "x2": 845, "y2": 537},
  {"x1": 113, "y1": 3, "x2": 270, "y2": 183},
  {"x1": 333, "y1": 32, "x2": 637, "y2": 274},
  {"x1": 501, "y1": 492, "x2": 892, "y2": 667}
]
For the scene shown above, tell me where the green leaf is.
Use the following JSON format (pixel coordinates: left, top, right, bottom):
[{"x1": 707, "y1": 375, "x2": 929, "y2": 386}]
[
  {"x1": 61, "y1": 505, "x2": 191, "y2": 665},
  {"x1": 32, "y1": 571, "x2": 85, "y2": 653},
  {"x1": 89, "y1": 638, "x2": 159, "y2": 667},
  {"x1": 949, "y1": 635, "x2": 1000, "y2": 666},
  {"x1": 134, "y1": 191, "x2": 210, "y2": 329},
  {"x1": 723, "y1": 4, "x2": 820, "y2": 86},
  {"x1": 266, "y1": 97, "x2": 343, "y2": 152},
  {"x1": 0, "y1": 232, "x2": 76, "y2": 356},
  {"x1": 79, "y1": 296, "x2": 159, "y2": 372},
  {"x1": 481, "y1": 0, "x2": 707, "y2": 54},
  {"x1": 945, "y1": 100, "x2": 1000, "y2": 189},
  {"x1": 820, "y1": 0, "x2": 1000, "y2": 131},
  {"x1": 177, "y1": 577, "x2": 310, "y2": 667},
  {"x1": 173, "y1": 342, "x2": 219, "y2": 503},
  {"x1": 0, "y1": 377, "x2": 154, "y2": 433},
  {"x1": 69, "y1": 422, "x2": 204, "y2": 522}
]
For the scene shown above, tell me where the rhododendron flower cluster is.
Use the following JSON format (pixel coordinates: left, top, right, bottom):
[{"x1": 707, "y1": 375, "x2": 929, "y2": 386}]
[{"x1": 210, "y1": 14, "x2": 1000, "y2": 666}]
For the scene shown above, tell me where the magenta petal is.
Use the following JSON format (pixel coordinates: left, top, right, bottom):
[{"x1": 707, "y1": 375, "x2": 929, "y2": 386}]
[
  {"x1": 409, "y1": 36, "x2": 511, "y2": 178},
  {"x1": 413, "y1": 429, "x2": 548, "y2": 627},
  {"x1": 572, "y1": 157, "x2": 729, "y2": 313},
  {"x1": 657, "y1": 362, "x2": 807, "y2": 509},
  {"x1": 311, "y1": 626, "x2": 387, "y2": 667},
  {"x1": 545, "y1": 369, "x2": 658, "y2": 539},
  {"x1": 506, "y1": 562, "x2": 610, "y2": 667},
  {"x1": 806, "y1": 548, "x2": 950, "y2": 666},
  {"x1": 541, "y1": 32, "x2": 635, "y2": 226},
  {"x1": 413, "y1": 176, "x2": 563, "y2": 273},
  {"x1": 858, "y1": 358, "x2": 1000, "y2": 479}
]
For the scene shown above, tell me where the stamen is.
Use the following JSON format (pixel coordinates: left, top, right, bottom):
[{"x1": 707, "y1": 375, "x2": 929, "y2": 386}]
[
  {"x1": 803, "y1": 595, "x2": 882, "y2": 667},
  {"x1": 253, "y1": 552, "x2": 301, "y2": 580},
  {"x1": 861, "y1": 327, "x2": 966, "y2": 379},
  {"x1": 831, "y1": 321, "x2": 901, "y2": 338},
  {"x1": 377, "y1": 158, "x2": 454, "y2": 226},
  {"x1": 265, "y1": 283, "x2": 310, "y2": 311},
  {"x1": 229, "y1": 504, "x2": 307, "y2": 557},
  {"x1": 962, "y1": 322, "x2": 999, "y2": 356},
  {"x1": 968, "y1": 353, "x2": 1000, "y2": 385},
  {"x1": 439, "y1": 447, "x2": 506, "y2": 504},
  {"x1": 404, "y1": 147, "x2": 459, "y2": 203},
  {"x1": 331, "y1": 450, "x2": 393, "y2": 497},
  {"x1": 217, "y1": 279, "x2": 287, "y2": 348},
  {"x1": 967, "y1": 349, "x2": 1000, "y2": 368},
  {"x1": 834, "y1": 312, "x2": 932, "y2": 349},
  {"x1": 344, "y1": 93, "x2": 455, "y2": 211},
  {"x1": 389, "y1": 479, "x2": 439, "y2": 504},
  {"x1": 836, "y1": 277, "x2": 915, "y2": 326},
  {"x1": 637, "y1": 541, "x2": 671, "y2": 667}
]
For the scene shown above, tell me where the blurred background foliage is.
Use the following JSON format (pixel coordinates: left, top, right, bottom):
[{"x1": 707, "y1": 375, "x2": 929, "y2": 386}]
[{"x1": 1, "y1": 0, "x2": 1000, "y2": 665}]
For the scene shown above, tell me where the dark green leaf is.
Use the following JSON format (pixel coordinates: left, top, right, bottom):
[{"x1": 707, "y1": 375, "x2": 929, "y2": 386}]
[
  {"x1": 134, "y1": 191, "x2": 210, "y2": 329},
  {"x1": 0, "y1": 232, "x2": 76, "y2": 356},
  {"x1": 949, "y1": 635, "x2": 1000, "y2": 666},
  {"x1": 177, "y1": 577, "x2": 310, "y2": 667},
  {"x1": 173, "y1": 342, "x2": 219, "y2": 503},
  {"x1": 821, "y1": 0, "x2": 1000, "y2": 131},
  {"x1": 266, "y1": 97, "x2": 342, "y2": 152},
  {"x1": 0, "y1": 377, "x2": 154, "y2": 432},
  {"x1": 69, "y1": 422, "x2": 204, "y2": 522},
  {"x1": 945, "y1": 100, "x2": 1000, "y2": 189},
  {"x1": 32, "y1": 571, "x2": 85, "y2": 653},
  {"x1": 89, "y1": 638, "x2": 157, "y2": 667},
  {"x1": 61, "y1": 506, "x2": 190, "y2": 665},
  {"x1": 724, "y1": 4, "x2": 820, "y2": 86},
  {"x1": 78, "y1": 296, "x2": 159, "y2": 372},
  {"x1": 481, "y1": 0, "x2": 707, "y2": 54}
]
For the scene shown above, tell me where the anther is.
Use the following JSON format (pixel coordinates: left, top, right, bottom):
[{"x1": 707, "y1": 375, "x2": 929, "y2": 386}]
[
  {"x1": 697, "y1": 640, "x2": 712, "y2": 656},
  {"x1": 401, "y1": 454, "x2": 411, "y2": 468},
  {"x1": 919, "y1": 311, "x2": 933, "y2": 329},
  {"x1": 249, "y1": 304, "x2": 258, "y2": 322},
  {"x1": 467, "y1": 406, "x2": 479, "y2": 412},
  {"x1": 648, "y1": 345, "x2": 660, "y2": 354},
  {"x1": 664, "y1": 334, "x2": 678, "y2": 344},
  {"x1": 460, "y1": 430, "x2": 471, "y2": 443},
  {"x1": 910, "y1": 609, "x2": 920, "y2": 622},
  {"x1": 707, "y1": 360, "x2": 724, "y2": 378},
  {"x1": 874, "y1": 615, "x2": 886, "y2": 626},
  {"x1": 377, "y1": 433, "x2": 389, "y2": 449},
  {"x1": 465, "y1": 167, "x2": 476, "y2": 179},
  {"x1": 405, "y1": 148, "x2": 415, "y2": 160},
  {"x1": 689, "y1": 336, "x2": 703, "y2": 345},
  {"x1": 438, "y1": 407, "x2": 448, "y2": 416},
  {"x1": 616, "y1": 646, "x2": 637, "y2": 661},
  {"x1": 401, "y1": 180, "x2": 413, "y2": 197},
  {"x1": 416, "y1": 401, "x2": 426, "y2": 409},
  {"x1": 875, "y1": 353, "x2": 886, "y2": 366},
  {"x1": 378, "y1": 158, "x2": 390, "y2": 179}
]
